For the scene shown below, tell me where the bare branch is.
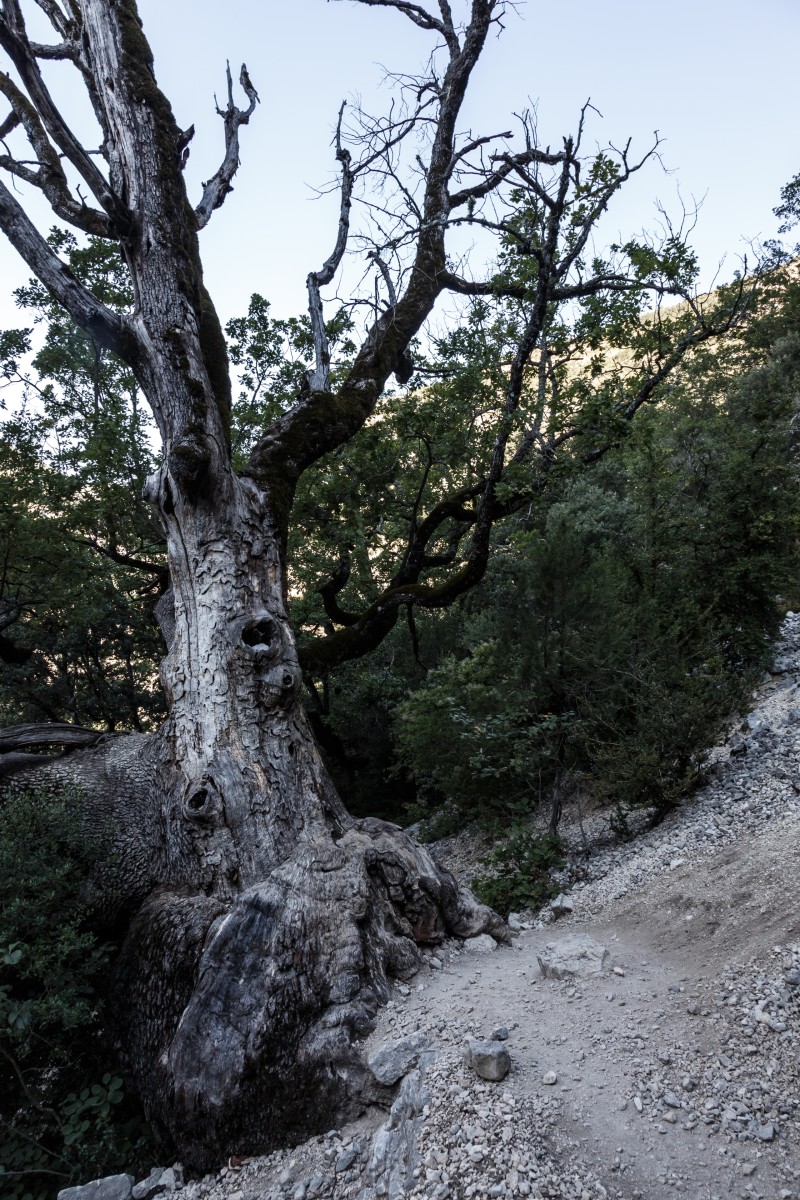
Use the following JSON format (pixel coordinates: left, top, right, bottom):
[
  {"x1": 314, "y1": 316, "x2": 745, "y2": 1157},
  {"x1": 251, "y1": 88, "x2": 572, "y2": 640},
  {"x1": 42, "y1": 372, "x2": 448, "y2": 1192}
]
[
  {"x1": 195, "y1": 62, "x2": 259, "y2": 229},
  {"x1": 0, "y1": 71, "x2": 114, "y2": 236},
  {"x1": 0, "y1": 722, "x2": 111, "y2": 751},
  {"x1": 250, "y1": 0, "x2": 500, "y2": 520},
  {"x1": 439, "y1": 268, "x2": 526, "y2": 299},
  {"x1": 0, "y1": 175, "x2": 137, "y2": 362},
  {"x1": 28, "y1": 39, "x2": 76, "y2": 60},
  {"x1": 306, "y1": 103, "x2": 355, "y2": 391},
  {"x1": 0, "y1": 0, "x2": 129, "y2": 229},
  {"x1": 71, "y1": 535, "x2": 167, "y2": 586},
  {"x1": 31, "y1": 0, "x2": 71, "y2": 39},
  {"x1": 448, "y1": 128, "x2": 512, "y2": 171},
  {"x1": 317, "y1": 555, "x2": 360, "y2": 627},
  {"x1": 557, "y1": 135, "x2": 661, "y2": 279},
  {"x1": 346, "y1": 0, "x2": 449, "y2": 37},
  {"x1": 449, "y1": 143, "x2": 566, "y2": 209},
  {"x1": 369, "y1": 248, "x2": 398, "y2": 308}
]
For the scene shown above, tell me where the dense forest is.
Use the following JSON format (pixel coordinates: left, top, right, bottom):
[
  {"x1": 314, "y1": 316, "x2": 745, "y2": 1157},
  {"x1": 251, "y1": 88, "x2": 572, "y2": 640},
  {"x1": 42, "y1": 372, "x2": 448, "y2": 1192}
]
[{"x1": 1, "y1": 0, "x2": 799, "y2": 1194}]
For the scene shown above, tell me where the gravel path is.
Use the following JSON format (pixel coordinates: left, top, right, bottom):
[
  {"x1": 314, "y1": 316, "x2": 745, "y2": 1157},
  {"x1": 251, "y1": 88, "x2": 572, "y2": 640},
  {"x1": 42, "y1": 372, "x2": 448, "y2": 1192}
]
[{"x1": 124, "y1": 617, "x2": 800, "y2": 1200}]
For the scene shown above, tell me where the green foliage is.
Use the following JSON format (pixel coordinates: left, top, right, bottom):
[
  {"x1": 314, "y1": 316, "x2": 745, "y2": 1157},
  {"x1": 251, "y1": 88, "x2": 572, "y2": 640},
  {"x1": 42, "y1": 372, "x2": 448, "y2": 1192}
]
[
  {"x1": 0, "y1": 233, "x2": 165, "y2": 730},
  {"x1": 0, "y1": 788, "x2": 154, "y2": 1199},
  {"x1": 775, "y1": 170, "x2": 800, "y2": 234},
  {"x1": 394, "y1": 638, "x2": 574, "y2": 826},
  {"x1": 391, "y1": 304, "x2": 800, "y2": 829},
  {"x1": 226, "y1": 296, "x2": 357, "y2": 466},
  {"x1": 473, "y1": 831, "x2": 565, "y2": 917}
]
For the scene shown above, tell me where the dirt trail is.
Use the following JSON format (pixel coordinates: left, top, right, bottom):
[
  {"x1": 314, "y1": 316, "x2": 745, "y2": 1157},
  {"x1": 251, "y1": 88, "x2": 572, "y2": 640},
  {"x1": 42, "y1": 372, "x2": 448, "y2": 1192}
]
[{"x1": 391, "y1": 811, "x2": 800, "y2": 1199}]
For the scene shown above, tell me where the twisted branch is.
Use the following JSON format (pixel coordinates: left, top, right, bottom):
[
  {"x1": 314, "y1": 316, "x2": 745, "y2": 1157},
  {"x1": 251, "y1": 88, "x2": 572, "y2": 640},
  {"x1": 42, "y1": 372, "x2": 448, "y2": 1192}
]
[{"x1": 195, "y1": 62, "x2": 259, "y2": 229}]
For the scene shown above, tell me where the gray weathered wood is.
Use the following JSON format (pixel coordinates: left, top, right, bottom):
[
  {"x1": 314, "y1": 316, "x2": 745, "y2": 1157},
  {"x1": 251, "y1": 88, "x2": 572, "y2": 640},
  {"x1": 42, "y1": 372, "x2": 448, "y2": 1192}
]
[{"x1": 0, "y1": 723, "x2": 106, "y2": 751}]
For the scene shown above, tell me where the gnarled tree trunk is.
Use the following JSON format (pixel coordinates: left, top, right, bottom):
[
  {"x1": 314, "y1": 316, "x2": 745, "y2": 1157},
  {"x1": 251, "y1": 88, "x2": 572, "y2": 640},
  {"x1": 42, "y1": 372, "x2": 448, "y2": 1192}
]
[
  {"x1": 108, "y1": 472, "x2": 503, "y2": 1168},
  {"x1": 26, "y1": 469, "x2": 502, "y2": 1169}
]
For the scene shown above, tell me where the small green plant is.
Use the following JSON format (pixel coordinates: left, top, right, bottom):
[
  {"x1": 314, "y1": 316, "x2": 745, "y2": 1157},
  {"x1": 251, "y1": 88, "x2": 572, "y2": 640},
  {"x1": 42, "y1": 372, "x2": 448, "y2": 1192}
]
[
  {"x1": 0, "y1": 786, "x2": 156, "y2": 1199},
  {"x1": 473, "y1": 829, "x2": 565, "y2": 917}
]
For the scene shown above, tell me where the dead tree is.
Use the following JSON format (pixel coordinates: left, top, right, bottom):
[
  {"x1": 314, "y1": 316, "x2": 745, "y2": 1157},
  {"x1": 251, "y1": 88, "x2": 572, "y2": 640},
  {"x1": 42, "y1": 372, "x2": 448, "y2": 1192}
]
[{"x1": 0, "y1": 0, "x2": 744, "y2": 1169}]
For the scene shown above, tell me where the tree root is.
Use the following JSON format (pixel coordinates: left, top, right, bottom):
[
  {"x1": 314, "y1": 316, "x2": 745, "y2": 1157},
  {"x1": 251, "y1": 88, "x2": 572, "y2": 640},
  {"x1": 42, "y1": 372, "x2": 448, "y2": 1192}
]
[
  {"x1": 1, "y1": 732, "x2": 505, "y2": 1169},
  {"x1": 113, "y1": 818, "x2": 504, "y2": 1169}
]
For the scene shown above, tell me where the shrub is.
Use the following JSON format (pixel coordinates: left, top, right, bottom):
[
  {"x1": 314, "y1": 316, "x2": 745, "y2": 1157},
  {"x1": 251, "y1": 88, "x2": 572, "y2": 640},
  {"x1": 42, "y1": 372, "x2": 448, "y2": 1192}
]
[
  {"x1": 0, "y1": 786, "x2": 155, "y2": 1199},
  {"x1": 473, "y1": 830, "x2": 565, "y2": 917}
]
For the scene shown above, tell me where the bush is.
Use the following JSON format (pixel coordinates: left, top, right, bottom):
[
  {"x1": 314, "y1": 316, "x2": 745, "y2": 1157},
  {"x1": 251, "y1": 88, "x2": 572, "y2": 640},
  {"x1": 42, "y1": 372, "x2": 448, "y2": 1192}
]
[
  {"x1": 473, "y1": 830, "x2": 565, "y2": 917},
  {"x1": 0, "y1": 786, "x2": 155, "y2": 1199},
  {"x1": 392, "y1": 327, "x2": 800, "y2": 834}
]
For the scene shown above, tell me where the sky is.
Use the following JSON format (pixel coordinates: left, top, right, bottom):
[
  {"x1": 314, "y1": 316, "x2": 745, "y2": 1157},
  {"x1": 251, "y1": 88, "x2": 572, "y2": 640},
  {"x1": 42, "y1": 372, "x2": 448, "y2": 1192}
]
[{"x1": 0, "y1": 0, "x2": 798, "y2": 334}]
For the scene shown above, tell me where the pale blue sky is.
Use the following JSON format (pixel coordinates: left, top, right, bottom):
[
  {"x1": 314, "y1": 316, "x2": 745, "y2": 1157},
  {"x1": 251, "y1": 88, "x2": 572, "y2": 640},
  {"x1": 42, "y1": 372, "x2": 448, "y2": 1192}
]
[{"x1": 1, "y1": 0, "x2": 798, "y2": 331}]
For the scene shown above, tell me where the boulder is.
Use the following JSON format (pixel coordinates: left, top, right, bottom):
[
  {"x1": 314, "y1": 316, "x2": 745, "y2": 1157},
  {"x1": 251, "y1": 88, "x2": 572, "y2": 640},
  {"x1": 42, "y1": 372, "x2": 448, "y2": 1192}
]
[
  {"x1": 536, "y1": 933, "x2": 609, "y2": 980},
  {"x1": 463, "y1": 933, "x2": 498, "y2": 954},
  {"x1": 462, "y1": 1037, "x2": 511, "y2": 1082},
  {"x1": 58, "y1": 1176, "x2": 134, "y2": 1200},
  {"x1": 132, "y1": 1168, "x2": 178, "y2": 1200},
  {"x1": 368, "y1": 1033, "x2": 428, "y2": 1085}
]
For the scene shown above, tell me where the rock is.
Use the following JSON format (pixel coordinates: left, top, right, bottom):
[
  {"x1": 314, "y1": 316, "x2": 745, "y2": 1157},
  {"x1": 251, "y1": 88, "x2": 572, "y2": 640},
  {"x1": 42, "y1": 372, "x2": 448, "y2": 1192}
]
[
  {"x1": 58, "y1": 1177, "x2": 134, "y2": 1200},
  {"x1": 549, "y1": 894, "x2": 574, "y2": 917},
  {"x1": 132, "y1": 1169, "x2": 177, "y2": 1200},
  {"x1": 537, "y1": 934, "x2": 609, "y2": 980},
  {"x1": 542, "y1": 1070, "x2": 558, "y2": 1086},
  {"x1": 756, "y1": 1123, "x2": 776, "y2": 1142},
  {"x1": 769, "y1": 656, "x2": 793, "y2": 674},
  {"x1": 507, "y1": 913, "x2": 522, "y2": 931},
  {"x1": 490, "y1": 1025, "x2": 509, "y2": 1041},
  {"x1": 462, "y1": 1037, "x2": 511, "y2": 1082},
  {"x1": 335, "y1": 1147, "x2": 359, "y2": 1173},
  {"x1": 785, "y1": 969, "x2": 800, "y2": 986},
  {"x1": 463, "y1": 934, "x2": 497, "y2": 954},
  {"x1": 368, "y1": 1033, "x2": 428, "y2": 1085},
  {"x1": 363, "y1": 1065, "x2": 430, "y2": 1198}
]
